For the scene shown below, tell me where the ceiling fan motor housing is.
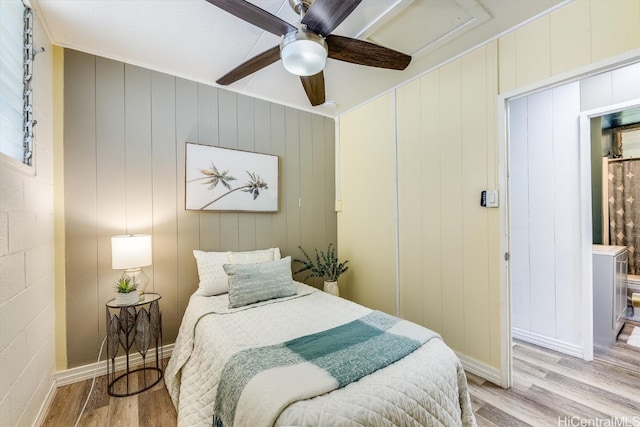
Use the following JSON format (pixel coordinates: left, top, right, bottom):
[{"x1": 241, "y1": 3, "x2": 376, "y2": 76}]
[
  {"x1": 280, "y1": 29, "x2": 328, "y2": 76},
  {"x1": 289, "y1": 0, "x2": 314, "y2": 16}
]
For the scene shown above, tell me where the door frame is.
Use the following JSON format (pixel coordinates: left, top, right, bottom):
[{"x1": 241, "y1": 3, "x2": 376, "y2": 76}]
[{"x1": 497, "y1": 49, "x2": 640, "y2": 388}]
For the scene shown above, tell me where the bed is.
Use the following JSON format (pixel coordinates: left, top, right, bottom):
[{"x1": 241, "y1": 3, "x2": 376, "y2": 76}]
[{"x1": 165, "y1": 249, "x2": 476, "y2": 427}]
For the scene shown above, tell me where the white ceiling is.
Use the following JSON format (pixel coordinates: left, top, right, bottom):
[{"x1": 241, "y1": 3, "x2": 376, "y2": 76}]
[{"x1": 31, "y1": 0, "x2": 565, "y2": 118}]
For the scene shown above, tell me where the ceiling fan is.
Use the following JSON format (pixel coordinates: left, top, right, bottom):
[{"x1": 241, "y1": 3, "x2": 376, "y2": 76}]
[{"x1": 206, "y1": 0, "x2": 412, "y2": 106}]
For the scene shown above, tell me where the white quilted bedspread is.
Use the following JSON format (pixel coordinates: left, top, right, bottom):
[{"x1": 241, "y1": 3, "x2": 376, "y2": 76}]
[{"x1": 165, "y1": 283, "x2": 476, "y2": 427}]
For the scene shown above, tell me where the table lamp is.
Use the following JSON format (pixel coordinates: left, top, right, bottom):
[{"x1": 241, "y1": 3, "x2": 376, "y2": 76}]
[{"x1": 111, "y1": 234, "x2": 152, "y2": 296}]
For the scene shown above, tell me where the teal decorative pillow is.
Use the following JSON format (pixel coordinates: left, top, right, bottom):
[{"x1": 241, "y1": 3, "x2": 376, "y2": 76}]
[{"x1": 224, "y1": 256, "x2": 296, "y2": 308}]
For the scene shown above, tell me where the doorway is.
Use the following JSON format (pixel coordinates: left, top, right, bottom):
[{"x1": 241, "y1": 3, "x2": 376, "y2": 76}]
[
  {"x1": 500, "y1": 57, "x2": 640, "y2": 388},
  {"x1": 507, "y1": 81, "x2": 587, "y2": 360}
]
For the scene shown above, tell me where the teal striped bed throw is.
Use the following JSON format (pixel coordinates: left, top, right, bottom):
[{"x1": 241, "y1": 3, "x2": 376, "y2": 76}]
[{"x1": 212, "y1": 310, "x2": 439, "y2": 427}]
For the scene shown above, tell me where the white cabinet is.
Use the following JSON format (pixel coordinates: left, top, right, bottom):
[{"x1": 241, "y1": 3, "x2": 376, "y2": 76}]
[{"x1": 593, "y1": 245, "x2": 628, "y2": 347}]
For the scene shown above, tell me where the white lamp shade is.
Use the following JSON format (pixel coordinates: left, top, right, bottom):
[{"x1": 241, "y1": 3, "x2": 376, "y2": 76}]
[
  {"x1": 111, "y1": 234, "x2": 152, "y2": 269},
  {"x1": 280, "y1": 30, "x2": 327, "y2": 77}
]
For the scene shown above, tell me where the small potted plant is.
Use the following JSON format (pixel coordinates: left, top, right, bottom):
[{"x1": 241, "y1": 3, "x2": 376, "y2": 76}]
[
  {"x1": 294, "y1": 243, "x2": 349, "y2": 296},
  {"x1": 114, "y1": 277, "x2": 139, "y2": 305}
]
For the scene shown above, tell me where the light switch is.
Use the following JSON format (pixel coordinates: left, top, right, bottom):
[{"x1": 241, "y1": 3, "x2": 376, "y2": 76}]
[
  {"x1": 486, "y1": 190, "x2": 499, "y2": 208},
  {"x1": 481, "y1": 190, "x2": 499, "y2": 208}
]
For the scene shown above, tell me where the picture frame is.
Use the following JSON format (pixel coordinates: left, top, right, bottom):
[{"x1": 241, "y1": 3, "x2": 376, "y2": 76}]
[
  {"x1": 185, "y1": 143, "x2": 278, "y2": 212},
  {"x1": 613, "y1": 123, "x2": 640, "y2": 157}
]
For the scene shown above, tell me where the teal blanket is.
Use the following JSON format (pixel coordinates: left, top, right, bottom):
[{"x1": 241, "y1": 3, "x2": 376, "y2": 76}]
[{"x1": 213, "y1": 311, "x2": 438, "y2": 427}]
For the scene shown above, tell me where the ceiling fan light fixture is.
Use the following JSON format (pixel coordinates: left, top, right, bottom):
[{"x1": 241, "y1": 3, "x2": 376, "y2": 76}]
[{"x1": 280, "y1": 30, "x2": 327, "y2": 76}]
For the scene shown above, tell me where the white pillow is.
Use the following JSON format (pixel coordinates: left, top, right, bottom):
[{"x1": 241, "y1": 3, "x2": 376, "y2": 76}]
[
  {"x1": 193, "y1": 250, "x2": 229, "y2": 296},
  {"x1": 227, "y1": 247, "x2": 281, "y2": 264},
  {"x1": 193, "y1": 248, "x2": 282, "y2": 296}
]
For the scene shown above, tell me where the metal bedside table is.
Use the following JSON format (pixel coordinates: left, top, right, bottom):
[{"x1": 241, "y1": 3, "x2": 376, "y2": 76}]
[{"x1": 105, "y1": 292, "x2": 163, "y2": 397}]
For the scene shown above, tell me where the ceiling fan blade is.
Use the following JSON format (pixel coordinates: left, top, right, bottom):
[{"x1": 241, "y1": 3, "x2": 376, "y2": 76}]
[
  {"x1": 301, "y1": 0, "x2": 363, "y2": 36},
  {"x1": 216, "y1": 45, "x2": 281, "y2": 85},
  {"x1": 205, "y1": 0, "x2": 295, "y2": 36},
  {"x1": 300, "y1": 72, "x2": 326, "y2": 106},
  {"x1": 326, "y1": 35, "x2": 411, "y2": 70}
]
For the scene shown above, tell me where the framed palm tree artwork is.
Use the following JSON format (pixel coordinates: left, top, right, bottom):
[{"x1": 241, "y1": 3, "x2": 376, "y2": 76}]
[{"x1": 185, "y1": 143, "x2": 278, "y2": 212}]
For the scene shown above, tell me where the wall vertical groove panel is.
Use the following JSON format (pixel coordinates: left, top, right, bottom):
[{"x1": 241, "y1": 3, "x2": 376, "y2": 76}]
[
  {"x1": 63, "y1": 50, "x2": 98, "y2": 367},
  {"x1": 175, "y1": 77, "x2": 199, "y2": 320},
  {"x1": 311, "y1": 116, "x2": 325, "y2": 249},
  {"x1": 420, "y1": 71, "x2": 443, "y2": 336},
  {"x1": 218, "y1": 90, "x2": 239, "y2": 252},
  {"x1": 397, "y1": 79, "x2": 423, "y2": 326},
  {"x1": 63, "y1": 49, "x2": 336, "y2": 366},
  {"x1": 460, "y1": 47, "x2": 491, "y2": 362},
  {"x1": 196, "y1": 83, "x2": 220, "y2": 252},
  {"x1": 238, "y1": 94, "x2": 257, "y2": 251},
  {"x1": 285, "y1": 108, "x2": 301, "y2": 255},
  {"x1": 526, "y1": 90, "x2": 556, "y2": 339},
  {"x1": 299, "y1": 113, "x2": 313, "y2": 256},
  {"x1": 338, "y1": 93, "x2": 397, "y2": 315},
  {"x1": 94, "y1": 57, "x2": 127, "y2": 356},
  {"x1": 270, "y1": 105, "x2": 288, "y2": 253},
  {"x1": 439, "y1": 60, "x2": 465, "y2": 353},
  {"x1": 150, "y1": 71, "x2": 179, "y2": 343},
  {"x1": 324, "y1": 118, "x2": 336, "y2": 250},
  {"x1": 254, "y1": 99, "x2": 273, "y2": 249},
  {"x1": 508, "y1": 97, "x2": 531, "y2": 333}
]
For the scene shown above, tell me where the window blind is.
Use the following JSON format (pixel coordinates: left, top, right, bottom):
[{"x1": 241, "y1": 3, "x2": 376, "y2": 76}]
[{"x1": 0, "y1": 0, "x2": 26, "y2": 163}]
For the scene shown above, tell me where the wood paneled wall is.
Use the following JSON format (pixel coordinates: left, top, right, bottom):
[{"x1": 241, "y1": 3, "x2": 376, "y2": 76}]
[
  {"x1": 498, "y1": 0, "x2": 640, "y2": 94},
  {"x1": 395, "y1": 44, "x2": 500, "y2": 366},
  {"x1": 63, "y1": 49, "x2": 336, "y2": 367},
  {"x1": 339, "y1": 43, "x2": 500, "y2": 371},
  {"x1": 337, "y1": 0, "x2": 640, "y2": 382},
  {"x1": 338, "y1": 93, "x2": 398, "y2": 315}
]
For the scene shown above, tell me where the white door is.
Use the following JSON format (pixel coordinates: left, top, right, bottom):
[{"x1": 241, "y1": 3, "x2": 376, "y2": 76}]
[{"x1": 508, "y1": 82, "x2": 584, "y2": 357}]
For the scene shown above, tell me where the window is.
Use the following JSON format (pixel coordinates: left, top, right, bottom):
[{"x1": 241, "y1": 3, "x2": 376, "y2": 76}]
[{"x1": 0, "y1": 0, "x2": 36, "y2": 165}]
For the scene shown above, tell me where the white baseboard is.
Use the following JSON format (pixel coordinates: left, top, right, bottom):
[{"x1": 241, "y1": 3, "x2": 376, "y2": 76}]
[
  {"x1": 456, "y1": 352, "x2": 502, "y2": 386},
  {"x1": 512, "y1": 328, "x2": 583, "y2": 359},
  {"x1": 55, "y1": 343, "x2": 174, "y2": 387},
  {"x1": 32, "y1": 378, "x2": 57, "y2": 427}
]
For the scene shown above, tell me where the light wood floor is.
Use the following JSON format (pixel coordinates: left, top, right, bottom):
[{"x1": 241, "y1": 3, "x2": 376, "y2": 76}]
[
  {"x1": 42, "y1": 361, "x2": 176, "y2": 427},
  {"x1": 43, "y1": 324, "x2": 640, "y2": 427},
  {"x1": 470, "y1": 321, "x2": 640, "y2": 426}
]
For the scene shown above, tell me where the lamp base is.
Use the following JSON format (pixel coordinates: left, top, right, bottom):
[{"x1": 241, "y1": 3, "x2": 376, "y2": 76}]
[{"x1": 122, "y1": 268, "x2": 150, "y2": 297}]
